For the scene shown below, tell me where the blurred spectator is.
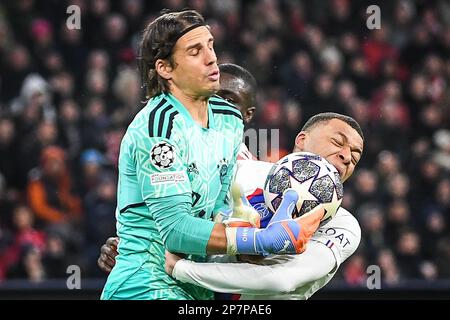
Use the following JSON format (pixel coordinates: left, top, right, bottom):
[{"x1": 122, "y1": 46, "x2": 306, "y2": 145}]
[
  {"x1": 104, "y1": 126, "x2": 125, "y2": 167},
  {"x1": 111, "y1": 66, "x2": 142, "y2": 124},
  {"x1": 9, "y1": 73, "x2": 55, "y2": 123},
  {"x1": 362, "y1": 27, "x2": 397, "y2": 77},
  {"x1": 0, "y1": 173, "x2": 14, "y2": 229},
  {"x1": 284, "y1": 100, "x2": 303, "y2": 151},
  {"x1": 343, "y1": 253, "x2": 367, "y2": 286},
  {"x1": 322, "y1": 0, "x2": 356, "y2": 38},
  {"x1": 385, "y1": 173, "x2": 410, "y2": 202},
  {"x1": 348, "y1": 55, "x2": 374, "y2": 98},
  {"x1": 79, "y1": 149, "x2": 106, "y2": 197},
  {"x1": 59, "y1": 19, "x2": 88, "y2": 84},
  {"x1": 385, "y1": 200, "x2": 412, "y2": 247},
  {"x1": 11, "y1": 205, "x2": 46, "y2": 253},
  {"x1": 1, "y1": 45, "x2": 34, "y2": 103},
  {"x1": 57, "y1": 99, "x2": 82, "y2": 162},
  {"x1": 358, "y1": 204, "x2": 386, "y2": 261},
  {"x1": 320, "y1": 45, "x2": 344, "y2": 78},
  {"x1": 436, "y1": 237, "x2": 450, "y2": 278},
  {"x1": 376, "y1": 151, "x2": 401, "y2": 183},
  {"x1": 395, "y1": 228, "x2": 424, "y2": 279},
  {"x1": 0, "y1": 223, "x2": 13, "y2": 280},
  {"x1": 84, "y1": 171, "x2": 116, "y2": 276},
  {"x1": 122, "y1": 0, "x2": 145, "y2": 39},
  {"x1": 434, "y1": 178, "x2": 450, "y2": 225},
  {"x1": 2, "y1": 205, "x2": 46, "y2": 281},
  {"x1": 352, "y1": 169, "x2": 380, "y2": 208},
  {"x1": 279, "y1": 51, "x2": 313, "y2": 101},
  {"x1": 26, "y1": 146, "x2": 81, "y2": 225},
  {"x1": 420, "y1": 209, "x2": 447, "y2": 261},
  {"x1": 304, "y1": 73, "x2": 338, "y2": 120},
  {"x1": 42, "y1": 230, "x2": 70, "y2": 278},
  {"x1": 377, "y1": 248, "x2": 401, "y2": 286},
  {"x1": 432, "y1": 129, "x2": 450, "y2": 170},
  {"x1": 0, "y1": 117, "x2": 20, "y2": 189},
  {"x1": 49, "y1": 71, "x2": 76, "y2": 105},
  {"x1": 80, "y1": 97, "x2": 110, "y2": 151},
  {"x1": 18, "y1": 120, "x2": 60, "y2": 188},
  {"x1": 7, "y1": 245, "x2": 45, "y2": 282},
  {"x1": 29, "y1": 18, "x2": 55, "y2": 67},
  {"x1": 390, "y1": 0, "x2": 416, "y2": 49}
]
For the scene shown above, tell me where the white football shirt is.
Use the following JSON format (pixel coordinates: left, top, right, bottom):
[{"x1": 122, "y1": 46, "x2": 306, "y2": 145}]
[{"x1": 173, "y1": 159, "x2": 361, "y2": 299}]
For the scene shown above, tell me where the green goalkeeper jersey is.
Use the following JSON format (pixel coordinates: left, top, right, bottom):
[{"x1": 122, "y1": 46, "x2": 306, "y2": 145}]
[{"x1": 101, "y1": 92, "x2": 243, "y2": 300}]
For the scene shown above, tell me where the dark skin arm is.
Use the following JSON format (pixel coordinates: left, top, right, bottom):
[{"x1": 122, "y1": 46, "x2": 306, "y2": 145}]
[
  {"x1": 97, "y1": 224, "x2": 227, "y2": 273},
  {"x1": 98, "y1": 237, "x2": 119, "y2": 273}
]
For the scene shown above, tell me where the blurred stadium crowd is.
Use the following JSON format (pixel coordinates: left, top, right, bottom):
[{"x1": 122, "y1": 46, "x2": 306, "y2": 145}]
[{"x1": 0, "y1": 0, "x2": 449, "y2": 288}]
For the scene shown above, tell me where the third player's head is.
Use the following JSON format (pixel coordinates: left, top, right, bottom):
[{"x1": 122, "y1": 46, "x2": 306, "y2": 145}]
[
  {"x1": 139, "y1": 10, "x2": 219, "y2": 100},
  {"x1": 218, "y1": 63, "x2": 257, "y2": 124},
  {"x1": 293, "y1": 112, "x2": 364, "y2": 183}
]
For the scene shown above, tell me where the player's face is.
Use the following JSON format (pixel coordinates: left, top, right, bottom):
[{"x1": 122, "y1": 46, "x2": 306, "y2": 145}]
[
  {"x1": 218, "y1": 73, "x2": 255, "y2": 124},
  {"x1": 295, "y1": 119, "x2": 363, "y2": 182},
  {"x1": 166, "y1": 26, "x2": 220, "y2": 97}
]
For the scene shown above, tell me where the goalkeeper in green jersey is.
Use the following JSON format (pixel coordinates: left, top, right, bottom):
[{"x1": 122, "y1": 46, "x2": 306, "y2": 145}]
[{"x1": 101, "y1": 9, "x2": 306, "y2": 300}]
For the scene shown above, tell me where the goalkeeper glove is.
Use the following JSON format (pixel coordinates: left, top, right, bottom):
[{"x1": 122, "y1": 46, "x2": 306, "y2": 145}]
[
  {"x1": 226, "y1": 188, "x2": 312, "y2": 255},
  {"x1": 222, "y1": 183, "x2": 260, "y2": 228}
]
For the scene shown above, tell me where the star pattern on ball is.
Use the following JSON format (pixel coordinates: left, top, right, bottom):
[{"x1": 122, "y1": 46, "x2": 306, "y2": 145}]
[{"x1": 290, "y1": 175, "x2": 321, "y2": 213}]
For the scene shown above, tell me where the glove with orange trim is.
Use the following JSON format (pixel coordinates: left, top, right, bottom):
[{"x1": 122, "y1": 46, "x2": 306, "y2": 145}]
[{"x1": 226, "y1": 188, "x2": 321, "y2": 255}]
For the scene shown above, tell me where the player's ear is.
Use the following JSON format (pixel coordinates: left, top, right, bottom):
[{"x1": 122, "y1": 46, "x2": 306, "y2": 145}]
[
  {"x1": 155, "y1": 59, "x2": 173, "y2": 80},
  {"x1": 294, "y1": 131, "x2": 307, "y2": 152},
  {"x1": 244, "y1": 107, "x2": 255, "y2": 123}
]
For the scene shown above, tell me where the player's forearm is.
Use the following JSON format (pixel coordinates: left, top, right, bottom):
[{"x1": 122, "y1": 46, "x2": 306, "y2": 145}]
[
  {"x1": 149, "y1": 194, "x2": 235, "y2": 255},
  {"x1": 165, "y1": 214, "x2": 235, "y2": 255},
  {"x1": 173, "y1": 259, "x2": 282, "y2": 294},
  {"x1": 150, "y1": 194, "x2": 218, "y2": 255},
  {"x1": 173, "y1": 242, "x2": 337, "y2": 295},
  {"x1": 205, "y1": 223, "x2": 228, "y2": 254}
]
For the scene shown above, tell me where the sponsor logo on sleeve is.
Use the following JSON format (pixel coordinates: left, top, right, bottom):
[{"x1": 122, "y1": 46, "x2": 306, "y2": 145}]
[{"x1": 150, "y1": 171, "x2": 187, "y2": 185}]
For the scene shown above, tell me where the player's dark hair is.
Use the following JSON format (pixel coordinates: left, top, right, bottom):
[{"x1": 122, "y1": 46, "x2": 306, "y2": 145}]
[
  {"x1": 219, "y1": 63, "x2": 257, "y2": 104},
  {"x1": 138, "y1": 9, "x2": 206, "y2": 99},
  {"x1": 301, "y1": 112, "x2": 364, "y2": 141}
]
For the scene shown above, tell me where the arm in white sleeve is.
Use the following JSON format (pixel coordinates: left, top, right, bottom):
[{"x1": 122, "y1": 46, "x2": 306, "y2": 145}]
[
  {"x1": 172, "y1": 241, "x2": 336, "y2": 295},
  {"x1": 206, "y1": 254, "x2": 238, "y2": 263}
]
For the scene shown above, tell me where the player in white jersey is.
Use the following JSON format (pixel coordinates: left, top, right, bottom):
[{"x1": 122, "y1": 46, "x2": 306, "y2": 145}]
[
  {"x1": 168, "y1": 158, "x2": 361, "y2": 299},
  {"x1": 165, "y1": 112, "x2": 364, "y2": 299}
]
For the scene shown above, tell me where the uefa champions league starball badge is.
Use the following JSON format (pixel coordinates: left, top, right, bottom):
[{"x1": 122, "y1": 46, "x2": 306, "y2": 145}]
[{"x1": 151, "y1": 142, "x2": 175, "y2": 169}]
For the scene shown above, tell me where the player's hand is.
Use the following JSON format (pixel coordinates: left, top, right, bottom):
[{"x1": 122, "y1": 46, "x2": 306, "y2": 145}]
[
  {"x1": 165, "y1": 251, "x2": 185, "y2": 276},
  {"x1": 222, "y1": 183, "x2": 260, "y2": 228},
  {"x1": 98, "y1": 237, "x2": 119, "y2": 273},
  {"x1": 226, "y1": 189, "x2": 304, "y2": 255}
]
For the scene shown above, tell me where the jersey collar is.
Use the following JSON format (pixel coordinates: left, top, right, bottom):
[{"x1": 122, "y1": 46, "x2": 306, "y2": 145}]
[{"x1": 165, "y1": 93, "x2": 216, "y2": 130}]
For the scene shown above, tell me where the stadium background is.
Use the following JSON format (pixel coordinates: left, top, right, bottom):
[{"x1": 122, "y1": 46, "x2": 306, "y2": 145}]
[{"x1": 0, "y1": 0, "x2": 448, "y2": 299}]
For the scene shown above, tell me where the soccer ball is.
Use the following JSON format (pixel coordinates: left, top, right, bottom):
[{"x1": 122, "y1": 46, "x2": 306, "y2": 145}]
[{"x1": 263, "y1": 152, "x2": 344, "y2": 224}]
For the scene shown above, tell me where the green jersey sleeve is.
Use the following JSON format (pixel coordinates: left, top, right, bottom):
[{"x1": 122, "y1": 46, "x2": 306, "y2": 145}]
[{"x1": 126, "y1": 131, "x2": 214, "y2": 254}]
